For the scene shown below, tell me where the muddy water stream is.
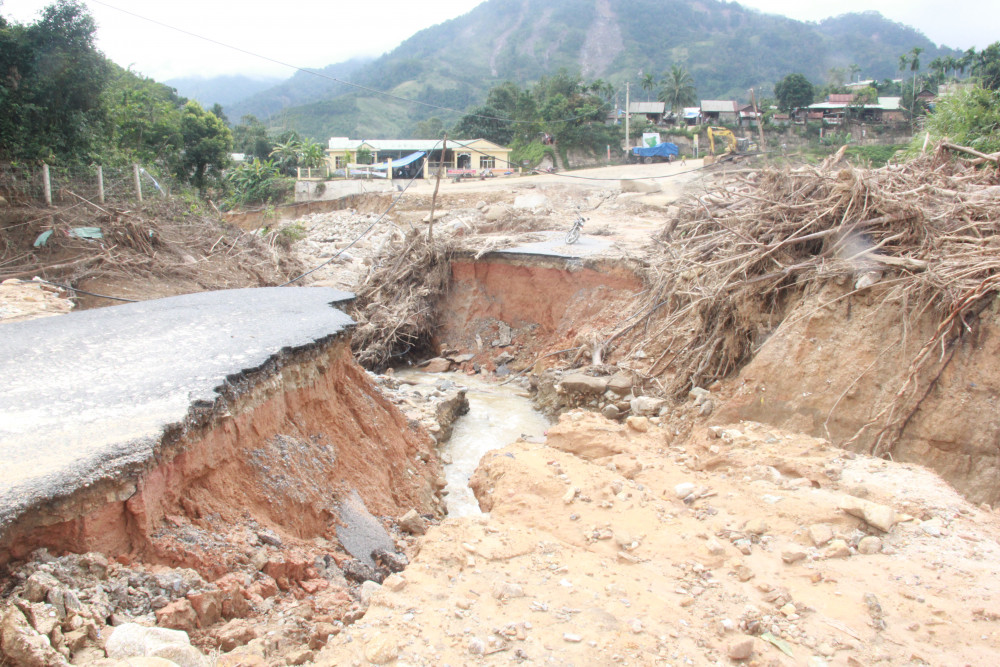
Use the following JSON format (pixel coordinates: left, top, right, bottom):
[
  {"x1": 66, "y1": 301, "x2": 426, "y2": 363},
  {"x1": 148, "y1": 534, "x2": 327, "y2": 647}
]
[{"x1": 397, "y1": 371, "x2": 550, "y2": 516}]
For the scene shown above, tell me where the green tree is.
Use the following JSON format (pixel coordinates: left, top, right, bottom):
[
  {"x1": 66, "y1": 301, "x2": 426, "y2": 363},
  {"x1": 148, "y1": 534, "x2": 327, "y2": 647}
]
[
  {"x1": 297, "y1": 138, "x2": 325, "y2": 168},
  {"x1": 972, "y1": 42, "x2": 1000, "y2": 91},
  {"x1": 640, "y1": 72, "x2": 657, "y2": 102},
  {"x1": 774, "y1": 73, "x2": 815, "y2": 112},
  {"x1": 911, "y1": 85, "x2": 1000, "y2": 154},
  {"x1": 0, "y1": 0, "x2": 109, "y2": 162},
  {"x1": 269, "y1": 139, "x2": 301, "y2": 175},
  {"x1": 231, "y1": 114, "x2": 272, "y2": 161},
  {"x1": 225, "y1": 158, "x2": 283, "y2": 207},
  {"x1": 658, "y1": 65, "x2": 697, "y2": 113},
  {"x1": 175, "y1": 100, "x2": 232, "y2": 193},
  {"x1": 415, "y1": 116, "x2": 445, "y2": 138}
]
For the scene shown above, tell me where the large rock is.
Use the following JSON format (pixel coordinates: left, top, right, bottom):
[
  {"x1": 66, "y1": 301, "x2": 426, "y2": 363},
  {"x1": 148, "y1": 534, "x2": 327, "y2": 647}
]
[
  {"x1": 607, "y1": 372, "x2": 635, "y2": 396},
  {"x1": 512, "y1": 193, "x2": 549, "y2": 211},
  {"x1": 560, "y1": 374, "x2": 609, "y2": 395},
  {"x1": 546, "y1": 413, "x2": 630, "y2": 460},
  {"x1": 0, "y1": 605, "x2": 69, "y2": 667},
  {"x1": 398, "y1": 509, "x2": 427, "y2": 535},
  {"x1": 106, "y1": 624, "x2": 192, "y2": 660},
  {"x1": 423, "y1": 357, "x2": 452, "y2": 373},
  {"x1": 838, "y1": 495, "x2": 897, "y2": 532},
  {"x1": 630, "y1": 395, "x2": 666, "y2": 416},
  {"x1": 154, "y1": 599, "x2": 198, "y2": 631}
]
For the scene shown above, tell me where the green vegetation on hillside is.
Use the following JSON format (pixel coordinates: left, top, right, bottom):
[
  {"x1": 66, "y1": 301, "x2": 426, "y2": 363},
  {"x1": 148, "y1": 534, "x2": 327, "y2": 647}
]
[
  {"x1": 452, "y1": 72, "x2": 620, "y2": 168},
  {"x1": 231, "y1": 0, "x2": 962, "y2": 140},
  {"x1": 0, "y1": 1, "x2": 232, "y2": 194}
]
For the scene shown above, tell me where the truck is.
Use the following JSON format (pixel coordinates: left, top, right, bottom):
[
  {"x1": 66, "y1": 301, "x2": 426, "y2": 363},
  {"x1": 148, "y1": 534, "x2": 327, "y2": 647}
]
[{"x1": 627, "y1": 141, "x2": 679, "y2": 164}]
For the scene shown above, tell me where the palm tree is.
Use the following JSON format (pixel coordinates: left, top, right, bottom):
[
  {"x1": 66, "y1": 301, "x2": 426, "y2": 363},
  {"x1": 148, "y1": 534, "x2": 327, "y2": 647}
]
[
  {"x1": 960, "y1": 47, "x2": 977, "y2": 78},
  {"x1": 297, "y1": 139, "x2": 326, "y2": 169},
  {"x1": 898, "y1": 53, "x2": 910, "y2": 78},
  {"x1": 640, "y1": 72, "x2": 657, "y2": 102},
  {"x1": 910, "y1": 47, "x2": 923, "y2": 91},
  {"x1": 658, "y1": 65, "x2": 697, "y2": 114},
  {"x1": 849, "y1": 63, "x2": 861, "y2": 84},
  {"x1": 269, "y1": 140, "x2": 301, "y2": 175}
]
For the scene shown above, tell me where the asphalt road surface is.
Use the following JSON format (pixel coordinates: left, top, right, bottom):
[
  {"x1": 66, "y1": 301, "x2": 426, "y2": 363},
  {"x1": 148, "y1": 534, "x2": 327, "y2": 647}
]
[{"x1": 0, "y1": 287, "x2": 354, "y2": 535}]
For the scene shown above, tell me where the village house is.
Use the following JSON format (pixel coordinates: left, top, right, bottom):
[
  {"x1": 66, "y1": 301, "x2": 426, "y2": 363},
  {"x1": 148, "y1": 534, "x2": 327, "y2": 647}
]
[
  {"x1": 628, "y1": 101, "x2": 666, "y2": 125},
  {"x1": 325, "y1": 137, "x2": 513, "y2": 178},
  {"x1": 804, "y1": 94, "x2": 905, "y2": 125},
  {"x1": 699, "y1": 100, "x2": 739, "y2": 124}
]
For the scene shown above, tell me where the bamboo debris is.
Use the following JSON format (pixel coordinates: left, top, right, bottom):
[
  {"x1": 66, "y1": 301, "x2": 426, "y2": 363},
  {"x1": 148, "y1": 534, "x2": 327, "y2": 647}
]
[
  {"x1": 350, "y1": 230, "x2": 453, "y2": 370},
  {"x1": 622, "y1": 142, "x2": 1000, "y2": 456}
]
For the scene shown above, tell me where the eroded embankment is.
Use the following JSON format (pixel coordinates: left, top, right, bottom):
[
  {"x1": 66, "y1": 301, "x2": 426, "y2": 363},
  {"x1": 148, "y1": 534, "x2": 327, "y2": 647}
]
[
  {"x1": 1, "y1": 336, "x2": 445, "y2": 571},
  {"x1": 715, "y1": 282, "x2": 1000, "y2": 506},
  {"x1": 435, "y1": 253, "x2": 644, "y2": 369}
]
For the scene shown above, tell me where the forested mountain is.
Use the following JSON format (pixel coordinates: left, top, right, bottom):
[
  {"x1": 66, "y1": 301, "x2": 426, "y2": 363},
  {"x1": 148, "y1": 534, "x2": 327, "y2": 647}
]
[{"x1": 233, "y1": 0, "x2": 960, "y2": 140}]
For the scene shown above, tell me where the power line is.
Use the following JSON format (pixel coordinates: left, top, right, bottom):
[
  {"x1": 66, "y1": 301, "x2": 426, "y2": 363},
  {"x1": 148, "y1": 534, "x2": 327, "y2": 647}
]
[{"x1": 88, "y1": 0, "x2": 616, "y2": 125}]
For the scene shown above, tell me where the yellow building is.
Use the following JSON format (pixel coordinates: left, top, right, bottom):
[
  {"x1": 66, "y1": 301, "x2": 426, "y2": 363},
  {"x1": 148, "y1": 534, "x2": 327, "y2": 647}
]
[{"x1": 325, "y1": 137, "x2": 513, "y2": 178}]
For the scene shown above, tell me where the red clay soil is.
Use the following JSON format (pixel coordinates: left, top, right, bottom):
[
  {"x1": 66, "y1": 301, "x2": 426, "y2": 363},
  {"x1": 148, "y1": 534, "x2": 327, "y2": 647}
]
[
  {"x1": 437, "y1": 257, "x2": 643, "y2": 368},
  {"x1": 2, "y1": 338, "x2": 444, "y2": 578}
]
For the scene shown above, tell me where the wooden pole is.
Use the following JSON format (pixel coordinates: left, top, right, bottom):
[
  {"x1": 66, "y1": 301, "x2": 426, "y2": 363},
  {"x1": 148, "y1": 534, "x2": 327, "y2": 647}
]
[
  {"x1": 96, "y1": 165, "x2": 105, "y2": 204},
  {"x1": 42, "y1": 163, "x2": 52, "y2": 206},
  {"x1": 427, "y1": 134, "x2": 447, "y2": 244},
  {"x1": 750, "y1": 88, "x2": 767, "y2": 151},
  {"x1": 624, "y1": 82, "x2": 631, "y2": 152},
  {"x1": 133, "y1": 163, "x2": 142, "y2": 202}
]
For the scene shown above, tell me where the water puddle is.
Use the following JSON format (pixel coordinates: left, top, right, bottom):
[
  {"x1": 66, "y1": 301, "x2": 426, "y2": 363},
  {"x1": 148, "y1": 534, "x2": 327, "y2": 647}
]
[{"x1": 396, "y1": 370, "x2": 549, "y2": 516}]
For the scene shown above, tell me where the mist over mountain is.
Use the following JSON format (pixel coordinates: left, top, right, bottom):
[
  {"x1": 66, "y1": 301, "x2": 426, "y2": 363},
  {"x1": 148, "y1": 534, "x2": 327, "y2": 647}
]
[{"x1": 166, "y1": 74, "x2": 285, "y2": 110}]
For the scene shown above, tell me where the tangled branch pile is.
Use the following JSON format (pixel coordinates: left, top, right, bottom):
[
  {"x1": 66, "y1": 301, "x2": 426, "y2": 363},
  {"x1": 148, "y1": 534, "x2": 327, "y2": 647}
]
[
  {"x1": 619, "y1": 144, "x2": 1000, "y2": 455},
  {"x1": 1, "y1": 200, "x2": 298, "y2": 291},
  {"x1": 350, "y1": 231, "x2": 454, "y2": 370}
]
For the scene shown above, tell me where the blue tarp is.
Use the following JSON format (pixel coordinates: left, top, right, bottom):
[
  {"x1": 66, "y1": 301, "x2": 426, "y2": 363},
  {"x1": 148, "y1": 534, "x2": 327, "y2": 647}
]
[{"x1": 370, "y1": 151, "x2": 426, "y2": 171}]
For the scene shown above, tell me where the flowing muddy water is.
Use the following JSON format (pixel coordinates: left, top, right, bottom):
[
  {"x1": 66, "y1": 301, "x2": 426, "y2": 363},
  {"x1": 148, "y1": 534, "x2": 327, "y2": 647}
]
[{"x1": 396, "y1": 370, "x2": 550, "y2": 516}]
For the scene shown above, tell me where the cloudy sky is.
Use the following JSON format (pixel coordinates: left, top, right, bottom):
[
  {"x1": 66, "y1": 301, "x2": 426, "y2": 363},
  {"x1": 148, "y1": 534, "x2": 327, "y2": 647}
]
[{"x1": 0, "y1": 0, "x2": 993, "y2": 81}]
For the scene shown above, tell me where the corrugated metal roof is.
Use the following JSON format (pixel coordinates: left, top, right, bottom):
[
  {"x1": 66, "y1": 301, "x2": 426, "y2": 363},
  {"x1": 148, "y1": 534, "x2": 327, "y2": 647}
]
[
  {"x1": 326, "y1": 138, "x2": 509, "y2": 152},
  {"x1": 828, "y1": 94, "x2": 855, "y2": 104},
  {"x1": 700, "y1": 100, "x2": 737, "y2": 113},
  {"x1": 629, "y1": 102, "x2": 665, "y2": 114}
]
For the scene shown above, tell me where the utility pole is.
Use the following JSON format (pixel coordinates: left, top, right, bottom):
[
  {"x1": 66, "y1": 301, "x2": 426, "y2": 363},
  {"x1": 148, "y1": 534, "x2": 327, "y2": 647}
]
[
  {"x1": 749, "y1": 88, "x2": 767, "y2": 152},
  {"x1": 624, "y1": 82, "x2": 630, "y2": 153}
]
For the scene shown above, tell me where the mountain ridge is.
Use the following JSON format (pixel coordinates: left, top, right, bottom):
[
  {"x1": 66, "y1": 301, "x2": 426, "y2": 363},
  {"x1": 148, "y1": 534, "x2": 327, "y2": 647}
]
[{"x1": 219, "y1": 0, "x2": 959, "y2": 139}]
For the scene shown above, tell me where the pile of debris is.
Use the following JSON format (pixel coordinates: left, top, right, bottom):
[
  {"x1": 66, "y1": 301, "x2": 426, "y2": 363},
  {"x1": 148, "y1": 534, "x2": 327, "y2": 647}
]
[
  {"x1": 0, "y1": 200, "x2": 299, "y2": 303},
  {"x1": 612, "y1": 144, "x2": 1000, "y2": 454}
]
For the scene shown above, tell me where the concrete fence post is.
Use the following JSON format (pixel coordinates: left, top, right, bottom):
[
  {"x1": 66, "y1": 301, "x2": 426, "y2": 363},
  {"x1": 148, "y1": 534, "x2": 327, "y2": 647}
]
[
  {"x1": 42, "y1": 163, "x2": 52, "y2": 206},
  {"x1": 96, "y1": 165, "x2": 105, "y2": 204},
  {"x1": 133, "y1": 164, "x2": 142, "y2": 202}
]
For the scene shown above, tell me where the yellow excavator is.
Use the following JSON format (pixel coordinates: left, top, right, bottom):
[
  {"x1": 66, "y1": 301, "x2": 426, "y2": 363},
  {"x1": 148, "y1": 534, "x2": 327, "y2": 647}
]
[{"x1": 706, "y1": 126, "x2": 737, "y2": 157}]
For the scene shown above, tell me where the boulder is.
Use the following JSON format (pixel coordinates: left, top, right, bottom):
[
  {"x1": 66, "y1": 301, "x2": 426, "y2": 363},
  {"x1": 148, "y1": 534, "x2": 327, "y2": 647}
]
[
  {"x1": 838, "y1": 496, "x2": 897, "y2": 532},
  {"x1": 560, "y1": 374, "x2": 609, "y2": 395},
  {"x1": 630, "y1": 396, "x2": 666, "y2": 416},
  {"x1": 0, "y1": 605, "x2": 69, "y2": 667},
  {"x1": 423, "y1": 357, "x2": 452, "y2": 373}
]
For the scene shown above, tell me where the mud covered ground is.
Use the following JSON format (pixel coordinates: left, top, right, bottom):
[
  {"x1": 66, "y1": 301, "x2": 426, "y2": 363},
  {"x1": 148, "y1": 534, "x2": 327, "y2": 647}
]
[{"x1": 5, "y1": 157, "x2": 1000, "y2": 666}]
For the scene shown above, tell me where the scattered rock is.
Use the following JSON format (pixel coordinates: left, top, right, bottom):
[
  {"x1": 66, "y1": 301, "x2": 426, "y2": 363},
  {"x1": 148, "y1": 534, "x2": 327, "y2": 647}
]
[
  {"x1": 782, "y1": 550, "x2": 808, "y2": 564},
  {"x1": 561, "y1": 374, "x2": 609, "y2": 394},
  {"x1": 630, "y1": 396, "x2": 666, "y2": 416},
  {"x1": 857, "y1": 536, "x2": 883, "y2": 554},
  {"x1": 0, "y1": 605, "x2": 69, "y2": 667},
  {"x1": 808, "y1": 524, "x2": 834, "y2": 547},
  {"x1": 423, "y1": 357, "x2": 452, "y2": 373},
  {"x1": 839, "y1": 496, "x2": 897, "y2": 532},
  {"x1": 468, "y1": 637, "x2": 486, "y2": 655},
  {"x1": 744, "y1": 518, "x2": 769, "y2": 535},
  {"x1": 359, "y1": 581, "x2": 383, "y2": 604},
  {"x1": 364, "y1": 633, "x2": 399, "y2": 664},
  {"x1": 825, "y1": 539, "x2": 851, "y2": 559},
  {"x1": 626, "y1": 416, "x2": 650, "y2": 432},
  {"x1": 154, "y1": 599, "x2": 198, "y2": 631},
  {"x1": 728, "y1": 636, "x2": 755, "y2": 660},
  {"x1": 382, "y1": 574, "x2": 407, "y2": 592},
  {"x1": 674, "y1": 482, "x2": 696, "y2": 499},
  {"x1": 601, "y1": 404, "x2": 621, "y2": 420},
  {"x1": 492, "y1": 581, "x2": 525, "y2": 599},
  {"x1": 607, "y1": 373, "x2": 634, "y2": 395}
]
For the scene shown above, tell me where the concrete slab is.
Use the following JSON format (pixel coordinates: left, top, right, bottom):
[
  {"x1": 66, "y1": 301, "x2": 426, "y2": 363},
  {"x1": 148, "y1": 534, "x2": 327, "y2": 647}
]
[
  {"x1": 494, "y1": 231, "x2": 615, "y2": 259},
  {"x1": 0, "y1": 287, "x2": 354, "y2": 533}
]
